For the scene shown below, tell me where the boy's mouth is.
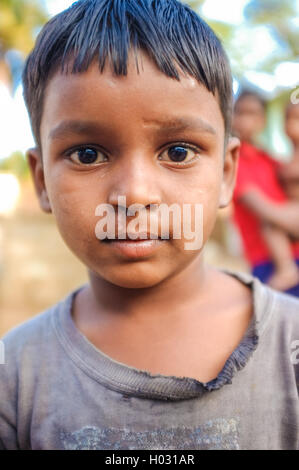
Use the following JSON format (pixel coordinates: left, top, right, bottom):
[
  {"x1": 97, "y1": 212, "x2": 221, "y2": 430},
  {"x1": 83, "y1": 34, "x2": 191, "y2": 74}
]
[
  {"x1": 102, "y1": 238, "x2": 162, "y2": 242},
  {"x1": 101, "y1": 231, "x2": 167, "y2": 242},
  {"x1": 100, "y1": 233, "x2": 167, "y2": 258}
]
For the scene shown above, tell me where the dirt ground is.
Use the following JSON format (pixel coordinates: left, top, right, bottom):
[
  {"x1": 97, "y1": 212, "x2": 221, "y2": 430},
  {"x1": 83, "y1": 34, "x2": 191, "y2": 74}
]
[{"x1": 0, "y1": 180, "x2": 248, "y2": 336}]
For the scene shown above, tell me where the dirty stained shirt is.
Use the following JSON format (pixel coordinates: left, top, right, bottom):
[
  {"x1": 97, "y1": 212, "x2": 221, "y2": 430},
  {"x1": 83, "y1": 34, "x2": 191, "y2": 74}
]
[{"x1": 0, "y1": 271, "x2": 299, "y2": 450}]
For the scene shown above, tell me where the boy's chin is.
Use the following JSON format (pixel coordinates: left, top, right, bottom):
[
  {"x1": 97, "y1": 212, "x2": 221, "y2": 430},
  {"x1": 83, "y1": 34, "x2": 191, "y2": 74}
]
[
  {"x1": 107, "y1": 277, "x2": 162, "y2": 289},
  {"x1": 91, "y1": 266, "x2": 171, "y2": 289}
]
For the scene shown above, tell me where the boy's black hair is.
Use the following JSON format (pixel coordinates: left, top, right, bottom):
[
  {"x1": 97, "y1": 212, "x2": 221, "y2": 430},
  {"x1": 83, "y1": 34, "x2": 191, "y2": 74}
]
[
  {"x1": 234, "y1": 90, "x2": 267, "y2": 111},
  {"x1": 23, "y1": 0, "x2": 233, "y2": 149}
]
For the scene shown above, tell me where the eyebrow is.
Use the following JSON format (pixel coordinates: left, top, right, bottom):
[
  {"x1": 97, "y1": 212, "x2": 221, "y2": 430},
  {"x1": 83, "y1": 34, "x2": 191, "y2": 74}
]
[
  {"x1": 143, "y1": 116, "x2": 217, "y2": 135},
  {"x1": 48, "y1": 120, "x2": 109, "y2": 141},
  {"x1": 48, "y1": 116, "x2": 217, "y2": 141}
]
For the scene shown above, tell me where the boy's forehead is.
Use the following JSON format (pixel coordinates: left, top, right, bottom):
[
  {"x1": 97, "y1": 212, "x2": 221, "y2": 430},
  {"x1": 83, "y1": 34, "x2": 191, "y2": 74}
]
[
  {"x1": 40, "y1": 51, "x2": 224, "y2": 143},
  {"x1": 45, "y1": 51, "x2": 205, "y2": 97}
]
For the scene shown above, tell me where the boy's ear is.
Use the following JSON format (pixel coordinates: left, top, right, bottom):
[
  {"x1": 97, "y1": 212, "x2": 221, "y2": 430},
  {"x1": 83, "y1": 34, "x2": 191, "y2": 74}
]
[
  {"x1": 219, "y1": 136, "x2": 240, "y2": 209},
  {"x1": 27, "y1": 148, "x2": 52, "y2": 213}
]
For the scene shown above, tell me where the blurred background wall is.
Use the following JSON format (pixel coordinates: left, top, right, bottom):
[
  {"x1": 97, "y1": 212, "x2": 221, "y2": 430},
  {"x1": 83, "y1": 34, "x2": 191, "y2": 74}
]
[{"x1": 0, "y1": 0, "x2": 298, "y2": 334}]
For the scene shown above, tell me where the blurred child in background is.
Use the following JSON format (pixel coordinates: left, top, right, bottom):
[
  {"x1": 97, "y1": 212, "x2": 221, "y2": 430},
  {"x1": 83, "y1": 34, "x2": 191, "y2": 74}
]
[{"x1": 232, "y1": 91, "x2": 299, "y2": 296}]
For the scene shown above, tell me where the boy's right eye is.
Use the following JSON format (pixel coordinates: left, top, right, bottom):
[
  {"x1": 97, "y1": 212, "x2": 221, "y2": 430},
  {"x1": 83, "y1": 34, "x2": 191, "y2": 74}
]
[{"x1": 66, "y1": 147, "x2": 108, "y2": 165}]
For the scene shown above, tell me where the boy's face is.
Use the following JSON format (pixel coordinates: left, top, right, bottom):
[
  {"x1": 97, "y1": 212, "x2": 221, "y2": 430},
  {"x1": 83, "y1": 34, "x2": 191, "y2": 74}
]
[
  {"x1": 285, "y1": 103, "x2": 299, "y2": 145},
  {"x1": 233, "y1": 95, "x2": 266, "y2": 142},
  {"x1": 28, "y1": 51, "x2": 239, "y2": 288}
]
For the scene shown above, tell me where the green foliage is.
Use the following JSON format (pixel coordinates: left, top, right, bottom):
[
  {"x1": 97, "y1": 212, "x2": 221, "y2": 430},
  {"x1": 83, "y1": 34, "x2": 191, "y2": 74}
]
[
  {"x1": 245, "y1": 0, "x2": 299, "y2": 61},
  {"x1": 0, "y1": 0, "x2": 48, "y2": 56},
  {"x1": 185, "y1": 0, "x2": 206, "y2": 10},
  {"x1": 187, "y1": 0, "x2": 299, "y2": 78},
  {"x1": 0, "y1": 152, "x2": 29, "y2": 179}
]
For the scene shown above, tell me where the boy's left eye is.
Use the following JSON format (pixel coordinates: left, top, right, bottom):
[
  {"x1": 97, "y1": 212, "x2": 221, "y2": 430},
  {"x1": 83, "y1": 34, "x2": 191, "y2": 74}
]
[
  {"x1": 158, "y1": 144, "x2": 200, "y2": 164},
  {"x1": 67, "y1": 147, "x2": 108, "y2": 165}
]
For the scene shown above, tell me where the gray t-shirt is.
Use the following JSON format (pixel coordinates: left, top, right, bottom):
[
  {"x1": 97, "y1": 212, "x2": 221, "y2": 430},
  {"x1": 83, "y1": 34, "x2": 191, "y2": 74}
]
[{"x1": 1, "y1": 271, "x2": 299, "y2": 450}]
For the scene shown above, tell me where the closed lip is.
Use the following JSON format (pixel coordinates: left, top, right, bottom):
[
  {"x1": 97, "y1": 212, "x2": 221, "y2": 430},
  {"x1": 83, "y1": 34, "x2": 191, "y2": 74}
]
[
  {"x1": 101, "y1": 235, "x2": 165, "y2": 258},
  {"x1": 102, "y1": 231, "x2": 165, "y2": 241}
]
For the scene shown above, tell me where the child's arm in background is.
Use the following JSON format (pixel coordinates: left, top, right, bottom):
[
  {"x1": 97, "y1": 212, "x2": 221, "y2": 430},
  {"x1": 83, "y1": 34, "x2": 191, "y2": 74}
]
[
  {"x1": 278, "y1": 158, "x2": 299, "y2": 201},
  {"x1": 261, "y1": 223, "x2": 299, "y2": 291},
  {"x1": 239, "y1": 188, "x2": 299, "y2": 238}
]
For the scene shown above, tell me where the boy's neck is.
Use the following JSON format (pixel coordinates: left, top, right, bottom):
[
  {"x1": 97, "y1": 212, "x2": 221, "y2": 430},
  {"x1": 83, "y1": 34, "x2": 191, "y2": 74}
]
[{"x1": 83, "y1": 254, "x2": 209, "y2": 319}]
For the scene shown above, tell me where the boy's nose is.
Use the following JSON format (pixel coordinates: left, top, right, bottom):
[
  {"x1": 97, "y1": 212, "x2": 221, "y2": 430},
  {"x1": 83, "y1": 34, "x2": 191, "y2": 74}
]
[
  {"x1": 107, "y1": 183, "x2": 161, "y2": 210},
  {"x1": 107, "y1": 161, "x2": 162, "y2": 209}
]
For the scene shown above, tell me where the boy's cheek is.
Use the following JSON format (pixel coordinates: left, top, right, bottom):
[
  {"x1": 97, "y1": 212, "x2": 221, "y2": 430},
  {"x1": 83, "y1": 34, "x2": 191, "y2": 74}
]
[
  {"x1": 44, "y1": 166, "x2": 100, "y2": 216},
  {"x1": 44, "y1": 181, "x2": 101, "y2": 248},
  {"x1": 195, "y1": 171, "x2": 223, "y2": 237},
  {"x1": 173, "y1": 176, "x2": 222, "y2": 253},
  {"x1": 202, "y1": 193, "x2": 221, "y2": 242},
  {"x1": 47, "y1": 186, "x2": 93, "y2": 218}
]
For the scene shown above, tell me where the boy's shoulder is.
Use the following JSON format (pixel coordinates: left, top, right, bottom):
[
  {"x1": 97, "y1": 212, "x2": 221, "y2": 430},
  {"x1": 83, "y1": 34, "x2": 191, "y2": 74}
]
[
  {"x1": 270, "y1": 286, "x2": 299, "y2": 336},
  {"x1": 1, "y1": 285, "x2": 84, "y2": 363},
  {"x1": 270, "y1": 286, "x2": 299, "y2": 328},
  {"x1": 225, "y1": 270, "x2": 299, "y2": 331}
]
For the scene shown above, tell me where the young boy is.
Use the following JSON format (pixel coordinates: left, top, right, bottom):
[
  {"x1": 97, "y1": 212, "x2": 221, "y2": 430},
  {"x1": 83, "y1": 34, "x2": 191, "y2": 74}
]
[
  {"x1": 1, "y1": 0, "x2": 299, "y2": 450},
  {"x1": 233, "y1": 91, "x2": 299, "y2": 295}
]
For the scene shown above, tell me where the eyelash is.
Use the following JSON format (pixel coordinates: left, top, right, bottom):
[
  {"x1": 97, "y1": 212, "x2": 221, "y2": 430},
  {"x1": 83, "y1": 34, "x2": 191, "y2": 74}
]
[
  {"x1": 64, "y1": 142, "x2": 202, "y2": 166},
  {"x1": 161, "y1": 142, "x2": 202, "y2": 166}
]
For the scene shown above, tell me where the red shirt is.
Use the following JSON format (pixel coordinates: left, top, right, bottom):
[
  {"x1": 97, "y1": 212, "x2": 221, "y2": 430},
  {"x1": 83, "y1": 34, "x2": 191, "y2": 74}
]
[{"x1": 233, "y1": 141, "x2": 299, "y2": 265}]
